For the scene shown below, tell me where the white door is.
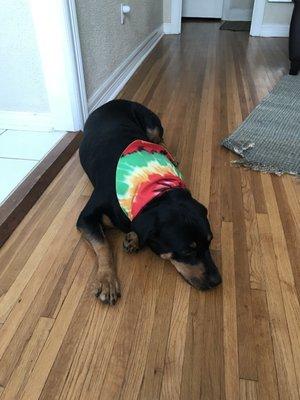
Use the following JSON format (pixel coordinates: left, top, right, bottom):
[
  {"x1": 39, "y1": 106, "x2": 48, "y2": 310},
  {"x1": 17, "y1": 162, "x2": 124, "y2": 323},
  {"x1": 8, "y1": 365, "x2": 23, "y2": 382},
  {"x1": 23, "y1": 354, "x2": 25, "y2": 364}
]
[{"x1": 182, "y1": 0, "x2": 224, "y2": 18}]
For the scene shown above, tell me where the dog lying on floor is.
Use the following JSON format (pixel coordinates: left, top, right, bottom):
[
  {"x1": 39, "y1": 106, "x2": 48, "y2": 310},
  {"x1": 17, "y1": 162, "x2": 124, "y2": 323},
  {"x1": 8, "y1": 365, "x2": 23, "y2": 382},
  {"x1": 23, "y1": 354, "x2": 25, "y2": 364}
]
[{"x1": 77, "y1": 99, "x2": 222, "y2": 305}]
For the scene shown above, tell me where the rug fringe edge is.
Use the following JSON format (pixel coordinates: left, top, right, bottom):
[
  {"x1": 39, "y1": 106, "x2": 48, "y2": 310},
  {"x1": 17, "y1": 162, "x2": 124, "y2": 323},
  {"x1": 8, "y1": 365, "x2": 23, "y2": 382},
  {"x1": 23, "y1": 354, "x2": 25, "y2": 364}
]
[
  {"x1": 221, "y1": 139, "x2": 299, "y2": 176},
  {"x1": 231, "y1": 159, "x2": 299, "y2": 176}
]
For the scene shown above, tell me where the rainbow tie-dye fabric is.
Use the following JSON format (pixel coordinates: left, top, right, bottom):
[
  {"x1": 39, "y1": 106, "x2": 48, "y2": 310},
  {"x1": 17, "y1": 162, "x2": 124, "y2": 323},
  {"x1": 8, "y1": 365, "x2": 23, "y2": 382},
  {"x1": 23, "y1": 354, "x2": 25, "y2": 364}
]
[{"x1": 116, "y1": 140, "x2": 185, "y2": 221}]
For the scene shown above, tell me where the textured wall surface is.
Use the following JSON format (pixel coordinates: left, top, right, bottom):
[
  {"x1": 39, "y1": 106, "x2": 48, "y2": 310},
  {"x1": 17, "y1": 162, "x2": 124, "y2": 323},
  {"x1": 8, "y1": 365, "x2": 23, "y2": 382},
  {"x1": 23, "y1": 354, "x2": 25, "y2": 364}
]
[
  {"x1": 0, "y1": 0, "x2": 49, "y2": 113},
  {"x1": 76, "y1": 0, "x2": 163, "y2": 100},
  {"x1": 164, "y1": 0, "x2": 171, "y2": 23},
  {"x1": 263, "y1": 1, "x2": 293, "y2": 25}
]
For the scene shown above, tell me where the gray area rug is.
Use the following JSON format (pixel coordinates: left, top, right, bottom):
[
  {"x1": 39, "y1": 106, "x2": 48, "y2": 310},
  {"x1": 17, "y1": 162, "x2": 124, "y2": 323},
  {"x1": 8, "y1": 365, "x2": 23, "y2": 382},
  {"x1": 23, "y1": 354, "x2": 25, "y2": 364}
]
[
  {"x1": 221, "y1": 75, "x2": 300, "y2": 176},
  {"x1": 220, "y1": 21, "x2": 251, "y2": 31}
]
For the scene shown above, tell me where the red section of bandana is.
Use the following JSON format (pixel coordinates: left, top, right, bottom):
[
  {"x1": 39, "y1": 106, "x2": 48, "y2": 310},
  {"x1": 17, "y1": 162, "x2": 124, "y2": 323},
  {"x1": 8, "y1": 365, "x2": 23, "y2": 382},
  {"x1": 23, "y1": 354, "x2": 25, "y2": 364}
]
[
  {"x1": 131, "y1": 172, "x2": 186, "y2": 219},
  {"x1": 123, "y1": 139, "x2": 177, "y2": 164}
]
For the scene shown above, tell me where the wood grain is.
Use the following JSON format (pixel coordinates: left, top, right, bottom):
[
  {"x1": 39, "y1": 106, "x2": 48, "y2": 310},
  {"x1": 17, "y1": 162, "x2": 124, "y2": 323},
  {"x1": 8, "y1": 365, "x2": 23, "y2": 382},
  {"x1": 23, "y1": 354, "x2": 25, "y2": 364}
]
[
  {"x1": 0, "y1": 21, "x2": 298, "y2": 400},
  {"x1": 222, "y1": 222, "x2": 239, "y2": 400}
]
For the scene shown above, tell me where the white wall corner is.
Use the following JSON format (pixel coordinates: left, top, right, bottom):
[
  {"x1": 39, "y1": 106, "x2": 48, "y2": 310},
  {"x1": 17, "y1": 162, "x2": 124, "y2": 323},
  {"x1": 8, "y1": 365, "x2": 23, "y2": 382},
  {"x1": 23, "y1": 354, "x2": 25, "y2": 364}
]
[
  {"x1": 88, "y1": 25, "x2": 164, "y2": 113},
  {"x1": 250, "y1": 0, "x2": 265, "y2": 36},
  {"x1": 0, "y1": 111, "x2": 53, "y2": 131},
  {"x1": 164, "y1": 0, "x2": 182, "y2": 35},
  {"x1": 163, "y1": 22, "x2": 180, "y2": 34}
]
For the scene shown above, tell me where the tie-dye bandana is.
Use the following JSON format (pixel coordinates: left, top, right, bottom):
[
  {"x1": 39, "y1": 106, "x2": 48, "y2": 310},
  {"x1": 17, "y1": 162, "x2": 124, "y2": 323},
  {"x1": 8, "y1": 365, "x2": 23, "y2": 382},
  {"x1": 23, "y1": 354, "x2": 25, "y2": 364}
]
[{"x1": 116, "y1": 140, "x2": 185, "y2": 221}]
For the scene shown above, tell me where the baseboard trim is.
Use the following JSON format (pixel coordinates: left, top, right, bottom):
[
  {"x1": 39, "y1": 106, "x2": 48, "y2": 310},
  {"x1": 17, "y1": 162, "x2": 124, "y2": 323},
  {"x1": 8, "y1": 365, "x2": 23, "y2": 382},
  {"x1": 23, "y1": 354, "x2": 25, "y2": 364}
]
[
  {"x1": 0, "y1": 111, "x2": 53, "y2": 131},
  {"x1": 260, "y1": 24, "x2": 290, "y2": 37},
  {"x1": 88, "y1": 26, "x2": 164, "y2": 113}
]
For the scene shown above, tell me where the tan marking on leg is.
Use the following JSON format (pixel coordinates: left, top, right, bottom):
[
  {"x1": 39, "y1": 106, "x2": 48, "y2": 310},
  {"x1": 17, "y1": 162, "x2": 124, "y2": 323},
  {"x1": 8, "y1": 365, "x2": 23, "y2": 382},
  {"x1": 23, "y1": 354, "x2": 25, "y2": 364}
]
[{"x1": 83, "y1": 234, "x2": 120, "y2": 305}]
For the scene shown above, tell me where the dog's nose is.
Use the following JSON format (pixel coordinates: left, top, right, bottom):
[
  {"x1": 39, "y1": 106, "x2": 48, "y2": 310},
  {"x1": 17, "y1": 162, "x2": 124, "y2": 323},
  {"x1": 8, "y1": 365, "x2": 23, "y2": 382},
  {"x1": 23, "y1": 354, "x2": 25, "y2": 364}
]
[
  {"x1": 208, "y1": 271, "x2": 222, "y2": 288},
  {"x1": 189, "y1": 271, "x2": 222, "y2": 291}
]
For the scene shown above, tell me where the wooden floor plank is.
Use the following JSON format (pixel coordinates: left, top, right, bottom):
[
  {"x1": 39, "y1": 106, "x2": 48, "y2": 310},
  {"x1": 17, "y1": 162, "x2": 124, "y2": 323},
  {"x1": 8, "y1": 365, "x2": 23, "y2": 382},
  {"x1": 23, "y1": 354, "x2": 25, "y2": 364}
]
[
  {"x1": 0, "y1": 155, "x2": 83, "y2": 282},
  {"x1": 240, "y1": 170, "x2": 265, "y2": 290},
  {"x1": 251, "y1": 289, "x2": 280, "y2": 400},
  {"x1": 20, "y1": 251, "x2": 94, "y2": 400},
  {"x1": 231, "y1": 166, "x2": 257, "y2": 380},
  {"x1": 261, "y1": 175, "x2": 300, "y2": 393},
  {"x1": 118, "y1": 254, "x2": 163, "y2": 400},
  {"x1": 0, "y1": 198, "x2": 86, "y2": 385},
  {"x1": 239, "y1": 379, "x2": 258, "y2": 400},
  {"x1": 274, "y1": 176, "x2": 300, "y2": 299},
  {"x1": 199, "y1": 257, "x2": 225, "y2": 400},
  {"x1": 137, "y1": 264, "x2": 177, "y2": 400},
  {"x1": 94, "y1": 258, "x2": 148, "y2": 400},
  {"x1": 0, "y1": 317, "x2": 54, "y2": 400},
  {"x1": 179, "y1": 283, "x2": 206, "y2": 400},
  {"x1": 222, "y1": 222, "x2": 239, "y2": 400},
  {"x1": 38, "y1": 266, "x2": 98, "y2": 400},
  {"x1": 257, "y1": 213, "x2": 299, "y2": 400},
  {"x1": 159, "y1": 278, "x2": 190, "y2": 400},
  {"x1": 0, "y1": 177, "x2": 86, "y2": 323}
]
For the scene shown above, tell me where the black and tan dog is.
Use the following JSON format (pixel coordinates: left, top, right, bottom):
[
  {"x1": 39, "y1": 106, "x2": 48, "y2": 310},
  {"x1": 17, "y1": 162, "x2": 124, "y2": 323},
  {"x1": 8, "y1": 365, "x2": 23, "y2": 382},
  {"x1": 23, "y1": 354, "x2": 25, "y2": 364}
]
[{"x1": 77, "y1": 99, "x2": 222, "y2": 305}]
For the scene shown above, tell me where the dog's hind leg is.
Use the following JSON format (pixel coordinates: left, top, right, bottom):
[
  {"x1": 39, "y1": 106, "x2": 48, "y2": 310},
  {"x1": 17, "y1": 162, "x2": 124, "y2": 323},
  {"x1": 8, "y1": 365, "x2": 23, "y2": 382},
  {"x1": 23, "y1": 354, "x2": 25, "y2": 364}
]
[{"x1": 77, "y1": 191, "x2": 120, "y2": 305}]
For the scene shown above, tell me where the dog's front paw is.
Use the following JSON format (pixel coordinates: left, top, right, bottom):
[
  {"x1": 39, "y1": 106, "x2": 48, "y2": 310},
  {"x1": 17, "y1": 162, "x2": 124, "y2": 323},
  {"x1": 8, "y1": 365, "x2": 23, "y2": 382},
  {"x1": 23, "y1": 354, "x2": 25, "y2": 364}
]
[
  {"x1": 95, "y1": 272, "x2": 121, "y2": 305},
  {"x1": 123, "y1": 231, "x2": 140, "y2": 254}
]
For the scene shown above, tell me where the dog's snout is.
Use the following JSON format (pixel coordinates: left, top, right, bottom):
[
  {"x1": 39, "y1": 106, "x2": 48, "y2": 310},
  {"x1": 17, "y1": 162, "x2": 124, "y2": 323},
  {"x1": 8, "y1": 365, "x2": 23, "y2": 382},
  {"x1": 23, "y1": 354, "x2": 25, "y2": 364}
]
[
  {"x1": 208, "y1": 270, "x2": 222, "y2": 288},
  {"x1": 189, "y1": 270, "x2": 222, "y2": 291}
]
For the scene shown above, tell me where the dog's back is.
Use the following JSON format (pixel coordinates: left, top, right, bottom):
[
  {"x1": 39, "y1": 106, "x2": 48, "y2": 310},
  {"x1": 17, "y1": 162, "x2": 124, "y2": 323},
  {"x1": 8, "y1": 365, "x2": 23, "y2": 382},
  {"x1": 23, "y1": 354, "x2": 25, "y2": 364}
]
[{"x1": 79, "y1": 100, "x2": 162, "y2": 188}]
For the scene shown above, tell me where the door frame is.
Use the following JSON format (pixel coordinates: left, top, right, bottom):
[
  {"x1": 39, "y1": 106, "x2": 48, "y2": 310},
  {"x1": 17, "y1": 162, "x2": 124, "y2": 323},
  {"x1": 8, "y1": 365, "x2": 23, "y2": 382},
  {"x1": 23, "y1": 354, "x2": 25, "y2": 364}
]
[
  {"x1": 250, "y1": 0, "x2": 266, "y2": 36},
  {"x1": 170, "y1": 0, "x2": 229, "y2": 34},
  {"x1": 171, "y1": 0, "x2": 256, "y2": 33},
  {"x1": 165, "y1": 0, "x2": 183, "y2": 34},
  {"x1": 29, "y1": 0, "x2": 88, "y2": 131}
]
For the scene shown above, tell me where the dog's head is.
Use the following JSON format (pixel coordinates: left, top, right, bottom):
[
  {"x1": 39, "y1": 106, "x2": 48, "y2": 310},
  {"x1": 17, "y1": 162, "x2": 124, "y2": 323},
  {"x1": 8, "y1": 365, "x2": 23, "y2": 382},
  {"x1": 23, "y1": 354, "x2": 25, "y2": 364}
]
[{"x1": 131, "y1": 189, "x2": 222, "y2": 291}]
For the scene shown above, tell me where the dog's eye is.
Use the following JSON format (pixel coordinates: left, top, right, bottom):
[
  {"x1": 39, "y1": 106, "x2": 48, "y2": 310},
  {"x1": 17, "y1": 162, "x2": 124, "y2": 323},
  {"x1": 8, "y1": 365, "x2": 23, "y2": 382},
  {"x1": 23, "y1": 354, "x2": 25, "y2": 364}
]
[{"x1": 182, "y1": 248, "x2": 196, "y2": 257}]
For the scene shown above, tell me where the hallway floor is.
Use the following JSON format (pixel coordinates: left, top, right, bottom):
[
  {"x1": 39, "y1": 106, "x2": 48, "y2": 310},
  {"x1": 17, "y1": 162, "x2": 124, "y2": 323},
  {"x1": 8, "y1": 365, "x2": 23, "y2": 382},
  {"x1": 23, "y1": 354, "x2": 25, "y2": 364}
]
[{"x1": 0, "y1": 22, "x2": 299, "y2": 399}]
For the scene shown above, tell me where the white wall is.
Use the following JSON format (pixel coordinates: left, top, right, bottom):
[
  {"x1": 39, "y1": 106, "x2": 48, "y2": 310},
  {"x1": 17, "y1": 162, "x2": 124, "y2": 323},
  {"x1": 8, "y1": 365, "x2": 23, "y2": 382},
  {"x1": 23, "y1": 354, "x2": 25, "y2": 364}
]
[
  {"x1": 164, "y1": 0, "x2": 172, "y2": 23},
  {"x1": 263, "y1": 1, "x2": 293, "y2": 25},
  {"x1": 75, "y1": 0, "x2": 163, "y2": 105},
  {"x1": 251, "y1": 0, "x2": 293, "y2": 37},
  {"x1": 223, "y1": 0, "x2": 254, "y2": 21},
  {"x1": 165, "y1": 0, "x2": 254, "y2": 22},
  {"x1": 0, "y1": 0, "x2": 49, "y2": 113}
]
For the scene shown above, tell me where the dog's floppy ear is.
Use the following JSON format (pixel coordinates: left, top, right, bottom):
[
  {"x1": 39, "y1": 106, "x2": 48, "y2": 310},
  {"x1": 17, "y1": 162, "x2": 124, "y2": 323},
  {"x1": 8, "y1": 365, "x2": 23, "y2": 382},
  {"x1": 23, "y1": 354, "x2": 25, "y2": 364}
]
[
  {"x1": 192, "y1": 200, "x2": 212, "y2": 241},
  {"x1": 131, "y1": 211, "x2": 157, "y2": 247}
]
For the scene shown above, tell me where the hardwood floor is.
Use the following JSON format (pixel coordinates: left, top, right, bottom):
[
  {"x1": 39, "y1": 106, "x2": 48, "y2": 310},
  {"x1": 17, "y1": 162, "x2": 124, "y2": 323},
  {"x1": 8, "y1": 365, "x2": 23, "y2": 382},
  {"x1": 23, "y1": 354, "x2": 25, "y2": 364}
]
[{"x1": 0, "y1": 22, "x2": 299, "y2": 399}]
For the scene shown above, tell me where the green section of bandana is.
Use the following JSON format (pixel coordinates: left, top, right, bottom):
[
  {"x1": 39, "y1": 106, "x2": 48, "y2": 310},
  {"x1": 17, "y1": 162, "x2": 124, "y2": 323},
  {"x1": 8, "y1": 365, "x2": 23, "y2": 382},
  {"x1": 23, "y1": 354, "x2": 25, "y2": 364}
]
[{"x1": 116, "y1": 149, "x2": 182, "y2": 200}]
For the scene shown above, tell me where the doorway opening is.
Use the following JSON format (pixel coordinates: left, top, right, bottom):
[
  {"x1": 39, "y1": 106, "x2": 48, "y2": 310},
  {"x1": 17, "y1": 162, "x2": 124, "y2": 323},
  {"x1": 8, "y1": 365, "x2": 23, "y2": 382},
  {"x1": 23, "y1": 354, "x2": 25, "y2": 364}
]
[{"x1": 171, "y1": 0, "x2": 256, "y2": 34}]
